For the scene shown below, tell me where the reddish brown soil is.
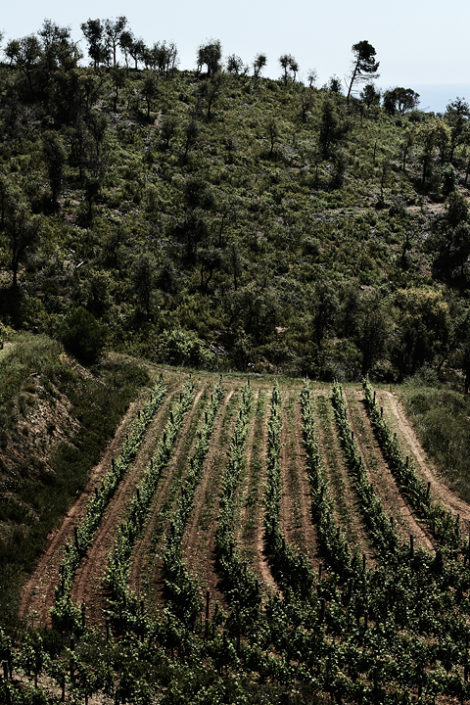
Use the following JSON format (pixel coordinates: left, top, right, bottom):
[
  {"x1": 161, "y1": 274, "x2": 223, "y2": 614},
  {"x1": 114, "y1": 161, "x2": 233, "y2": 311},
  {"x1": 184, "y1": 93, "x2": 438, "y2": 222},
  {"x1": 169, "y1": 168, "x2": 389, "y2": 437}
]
[
  {"x1": 345, "y1": 389, "x2": 434, "y2": 552},
  {"x1": 378, "y1": 389, "x2": 470, "y2": 531},
  {"x1": 183, "y1": 389, "x2": 238, "y2": 612},
  {"x1": 129, "y1": 385, "x2": 208, "y2": 599},
  {"x1": 18, "y1": 379, "x2": 174, "y2": 627},
  {"x1": 69, "y1": 387, "x2": 180, "y2": 625},
  {"x1": 314, "y1": 391, "x2": 373, "y2": 560}
]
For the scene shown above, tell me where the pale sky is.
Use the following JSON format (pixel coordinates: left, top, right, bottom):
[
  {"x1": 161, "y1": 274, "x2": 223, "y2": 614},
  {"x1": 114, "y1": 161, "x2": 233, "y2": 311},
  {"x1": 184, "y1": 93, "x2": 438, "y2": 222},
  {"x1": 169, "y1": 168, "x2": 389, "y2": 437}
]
[{"x1": 2, "y1": 0, "x2": 469, "y2": 111}]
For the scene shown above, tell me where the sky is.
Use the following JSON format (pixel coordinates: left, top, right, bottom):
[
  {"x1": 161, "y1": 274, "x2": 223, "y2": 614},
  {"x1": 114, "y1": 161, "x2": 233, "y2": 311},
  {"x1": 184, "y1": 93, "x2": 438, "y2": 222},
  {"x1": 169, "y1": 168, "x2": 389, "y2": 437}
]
[{"x1": 2, "y1": 0, "x2": 469, "y2": 112}]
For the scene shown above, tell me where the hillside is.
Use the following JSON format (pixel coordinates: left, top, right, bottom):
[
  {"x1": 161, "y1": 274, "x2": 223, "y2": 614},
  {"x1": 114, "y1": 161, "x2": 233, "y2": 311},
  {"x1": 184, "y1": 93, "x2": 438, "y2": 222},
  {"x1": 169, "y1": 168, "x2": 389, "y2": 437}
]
[
  {"x1": 1, "y1": 26, "x2": 470, "y2": 383},
  {"x1": 0, "y1": 350, "x2": 470, "y2": 702},
  {"x1": 0, "y1": 334, "x2": 150, "y2": 625},
  {"x1": 5, "y1": 21, "x2": 470, "y2": 705}
]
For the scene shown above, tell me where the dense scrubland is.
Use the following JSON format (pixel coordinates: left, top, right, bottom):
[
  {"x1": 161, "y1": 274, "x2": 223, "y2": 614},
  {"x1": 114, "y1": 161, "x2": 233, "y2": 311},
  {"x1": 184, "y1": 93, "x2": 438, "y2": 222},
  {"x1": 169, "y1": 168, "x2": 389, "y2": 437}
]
[
  {"x1": 1, "y1": 20, "x2": 470, "y2": 385},
  {"x1": 3, "y1": 18, "x2": 470, "y2": 705}
]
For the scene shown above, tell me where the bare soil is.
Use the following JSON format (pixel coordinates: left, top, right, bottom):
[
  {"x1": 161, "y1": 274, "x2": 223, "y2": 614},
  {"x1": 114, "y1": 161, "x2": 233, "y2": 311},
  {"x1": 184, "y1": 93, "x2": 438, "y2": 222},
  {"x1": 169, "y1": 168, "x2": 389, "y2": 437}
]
[
  {"x1": 250, "y1": 389, "x2": 277, "y2": 590},
  {"x1": 69, "y1": 387, "x2": 179, "y2": 625},
  {"x1": 18, "y1": 380, "x2": 172, "y2": 627},
  {"x1": 378, "y1": 389, "x2": 470, "y2": 531},
  {"x1": 314, "y1": 392, "x2": 373, "y2": 560},
  {"x1": 235, "y1": 390, "x2": 259, "y2": 548},
  {"x1": 279, "y1": 389, "x2": 318, "y2": 565},
  {"x1": 183, "y1": 388, "x2": 238, "y2": 612},
  {"x1": 130, "y1": 385, "x2": 208, "y2": 600},
  {"x1": 345, "y1": 389, "x2": 434, "y2": 552}
]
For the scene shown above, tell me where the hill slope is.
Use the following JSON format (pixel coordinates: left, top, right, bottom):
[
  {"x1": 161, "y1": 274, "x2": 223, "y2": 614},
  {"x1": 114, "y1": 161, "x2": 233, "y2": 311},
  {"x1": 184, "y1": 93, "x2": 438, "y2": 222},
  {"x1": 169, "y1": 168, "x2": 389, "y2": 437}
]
[
  {"x1": 0, "y1": 335, "x2": 150, "y2": 624},
  {"x1": 2, "y1": 358, "x2": 470, "y2": 703},
  {"x1": 1, "y1": 50, "x2": 470, "y2": 382}
]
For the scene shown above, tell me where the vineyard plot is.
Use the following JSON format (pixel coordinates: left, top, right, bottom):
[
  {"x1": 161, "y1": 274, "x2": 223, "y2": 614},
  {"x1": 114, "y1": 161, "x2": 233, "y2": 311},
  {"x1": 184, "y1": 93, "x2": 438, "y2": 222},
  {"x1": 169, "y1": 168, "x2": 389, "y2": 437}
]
[{"x1": 12, "y1": 372, "x2": 470, "y2": 705}]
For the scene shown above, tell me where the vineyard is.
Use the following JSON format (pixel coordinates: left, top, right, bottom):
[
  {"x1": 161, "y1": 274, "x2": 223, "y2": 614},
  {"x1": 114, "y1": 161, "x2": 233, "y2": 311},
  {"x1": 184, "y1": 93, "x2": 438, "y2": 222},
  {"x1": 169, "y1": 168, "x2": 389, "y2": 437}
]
[{"x1": 5, "y1": 368, "x2": 470, "y2": 704}]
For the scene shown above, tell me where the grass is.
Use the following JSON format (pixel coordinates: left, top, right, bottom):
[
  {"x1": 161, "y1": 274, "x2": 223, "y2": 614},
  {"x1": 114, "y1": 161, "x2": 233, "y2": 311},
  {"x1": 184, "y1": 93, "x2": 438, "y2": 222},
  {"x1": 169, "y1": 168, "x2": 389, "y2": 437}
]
[{"x1": 400, "y1": 386, "x2": 470, "y2": 503}]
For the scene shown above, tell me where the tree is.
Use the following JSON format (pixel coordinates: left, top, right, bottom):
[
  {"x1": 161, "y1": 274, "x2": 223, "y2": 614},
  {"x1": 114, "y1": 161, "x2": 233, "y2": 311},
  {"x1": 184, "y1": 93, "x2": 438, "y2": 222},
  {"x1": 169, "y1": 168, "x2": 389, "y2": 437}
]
[
  {"x1": 174, "y1": 176, "x2": 215, "y2": 262},
  {"x1": 358, "y1": 295, "x2": 388, "y2": 374},
  {"x1": 361, "y1": 83, "x2": 380, "y2": 110},
  {"x1": 5, "y1": 39, "x2": 21, "y2": 66},
  {"x1": 118, "y1": 31, "x2": 145, "y2": 70},
  {"x1": 313, "y1": 280, "x2": 338, "y2": 344},
  {"x1": 445, "y1": 97, "x2": 470, "y2": 161},
  {"x1": 446, "y1": 190, "x2": 468, "y2": 226},
  {"x1": 326, "y1": 75, "x2": 342, "y2": 94},
  {"x1": 160, "y1": 115, "x2": 178, "y2": 149},
  {"x1": 226, "y1": 54, "x2": 243, "y2": 75},
  {"x1": 401, "y1": 128, "x2": 414, "y2": 172},
  {"x1": 119, "y1": 30, "x2": 134, "y2": 68},
  {"x1": 0, "y1": 183, "x2": 40, "y2": 289},
  {"x1": 346, "y1": 40, "x2": 379, "y2": 104},
  {"x1": 109, "y1": 65, "x2": 126, "y2": 111},
  {"x1": 383, "y1": 87, "x2": 419, "y2": 115},
  {"x1": 307, "y1": 69, "x2": 318, "y2": 88},
  {"x1": 253, "y1": 53, "x2": 266, "y2": 78},
  {"x1": 415, "y1": 118, "x2": 450, "y2": 187},
  {"x1": 132, "y1": 254, "x2": 155, "y2": 320},
  {"x1": 42, "y1": 131, "x2": 66, "y2": 209},
  {"x1": 198, "y1": 75, "x2": 223, "y2": 120},
  {"x1": 59, "y1": 307, "x2": 105, "y2": 365},
  {"x1": 146, "y1": 41, "x2": 178, "y2": 73},
  {"x1": 391, "y1": 289, "x2": 450, "y2": 376},
  {"x1": 279, "y1": 54, "x2": 298, "y2": 84},
  {"x1": 38, "y1": 19, "x2": 80, "y2": 77},
  {"x1": 81, "y1": 19, "x2": 110, "y2": 69},
  {"x1": 318, "y1": 98, "x2": 348, "y2": 158},
  {"x1": 104, "y1": 16, "x2": 127, "y2": 67},
  {"x1": 141, "y1": 71, "x2": 158, "y2": 121},
  {"x1": 181, "y1": 117, "x2": 199, "y2": 163},
  {"x1": 197, "y1": 40, "x2": 221, "y2": 77},
  {"x1": 452, "y1": 310, "x2": 470, "y2": 393},
  {"x1": 6, "y1": 35, "x2": 42, "y2": 92}
]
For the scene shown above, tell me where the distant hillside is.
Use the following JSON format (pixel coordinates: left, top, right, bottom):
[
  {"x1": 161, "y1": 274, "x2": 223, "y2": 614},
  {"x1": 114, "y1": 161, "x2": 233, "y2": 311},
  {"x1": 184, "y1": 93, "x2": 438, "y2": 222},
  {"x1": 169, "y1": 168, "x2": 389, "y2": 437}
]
[{"x1": 1, "y1": 26, "x2": 470, "y2": 384}]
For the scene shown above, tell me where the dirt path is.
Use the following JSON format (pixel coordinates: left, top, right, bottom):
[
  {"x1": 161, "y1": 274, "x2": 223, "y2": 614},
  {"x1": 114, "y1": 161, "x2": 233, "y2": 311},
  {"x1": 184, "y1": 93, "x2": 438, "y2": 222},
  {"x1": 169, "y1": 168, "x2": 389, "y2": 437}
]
[
  {"x1": 315, "y1": 393, "x2": 373, "y2": 560},
  {"x1": 279, "y1": 391, "x2": 299, "y2": 548},
  {"x1": 250, "y1": 389, "x2": 276, "y2": 590},
  {"x1": 235, "y1": 390, "x2": 259, "y2": 550},
  {"x1": 378, "y1": 390, "x2": 470, "y2": 531},
  {"x1": 18, "y1": 379, "x2": 172, "y2": 626},
  {"x1": 291, "y1": 394, "x2": 319, "y2": 565},
  {"x1": 70, "y1": 387, "x2": 180, "y2": 624},
  {"x1": 130, "y1": 385, "x2": 209, "y2": 600},
  {"x1": 279, "y1": 390, "x2": 318, "y2": 564},
  {"x1": 183, "y1": 388, "x2": 238, "y2": 612},
  {"x1": 345, "y1": 389, "x2": 434, "y2": 553}
]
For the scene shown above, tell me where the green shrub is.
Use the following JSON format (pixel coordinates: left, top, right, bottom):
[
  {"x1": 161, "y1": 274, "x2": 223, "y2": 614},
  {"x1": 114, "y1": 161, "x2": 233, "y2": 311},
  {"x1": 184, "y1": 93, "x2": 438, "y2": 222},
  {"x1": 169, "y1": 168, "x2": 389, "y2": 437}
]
[
  {"x1": 157, "y1": 328, "x2": 214, "y2": 368},
  {"x1": 58, "y1": 307, "x2": 105, "y2": 366}
]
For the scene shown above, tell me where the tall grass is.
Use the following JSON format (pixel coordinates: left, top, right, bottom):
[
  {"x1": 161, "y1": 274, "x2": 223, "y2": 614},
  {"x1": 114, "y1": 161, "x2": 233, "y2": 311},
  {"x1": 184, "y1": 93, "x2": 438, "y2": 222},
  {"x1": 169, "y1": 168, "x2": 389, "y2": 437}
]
[{"x1": 401, "y1": 386, "x2": 470, "y2": 503}]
